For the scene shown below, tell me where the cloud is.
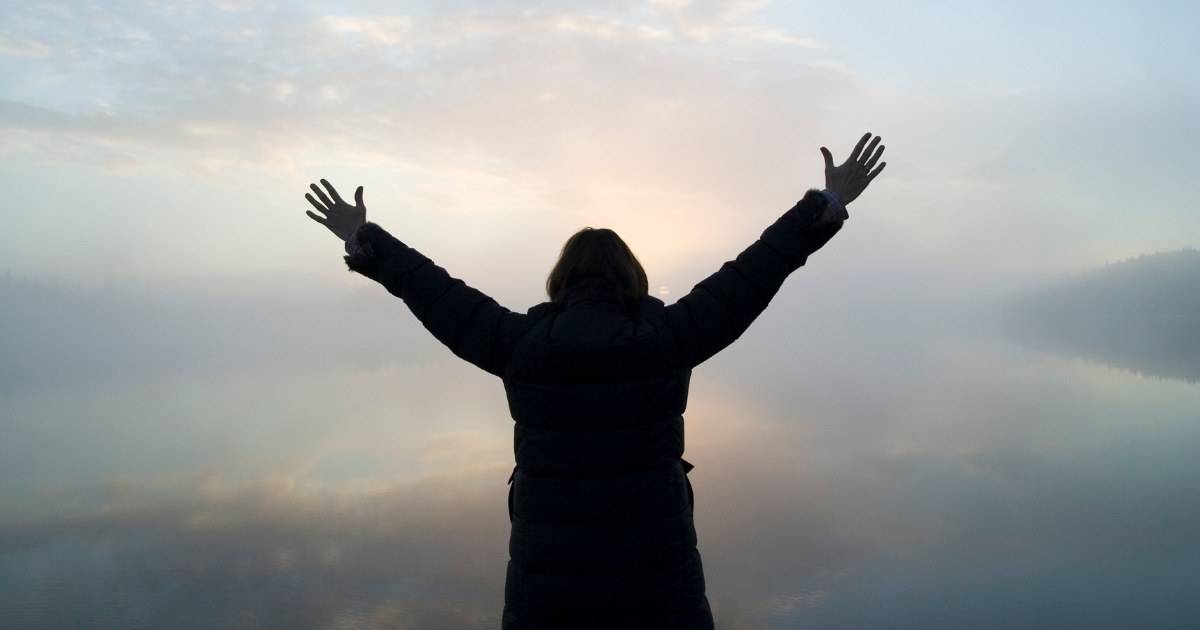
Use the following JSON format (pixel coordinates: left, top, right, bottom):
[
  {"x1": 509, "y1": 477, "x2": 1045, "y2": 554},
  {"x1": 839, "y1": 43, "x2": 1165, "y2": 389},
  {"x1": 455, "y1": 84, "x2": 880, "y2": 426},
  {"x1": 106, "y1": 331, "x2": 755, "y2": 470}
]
[
  {"x1": 323, "y1": 15, "x2": 416, "y2": 46},
  {"x1": 0, "y1": 34, "x2": 50, "y2": 56},
  {"x1": 0, "y1": 3, "x2": 834, "y2": 184},
  {"x1": 645, "y1": 0, "x2": 821, "y2": 47},
  {"x1": 0, "y1": 2, "x2": 855, "y2": 283},
  {"x1": 310, "y1": 6, "x2": 824, "y2": 68},
  {"x1": 212, "y1": 0, "x2": 257, "y2": 12},
  {"x1": 650, "y1": 0, "x2": 771, "y2": 24}
]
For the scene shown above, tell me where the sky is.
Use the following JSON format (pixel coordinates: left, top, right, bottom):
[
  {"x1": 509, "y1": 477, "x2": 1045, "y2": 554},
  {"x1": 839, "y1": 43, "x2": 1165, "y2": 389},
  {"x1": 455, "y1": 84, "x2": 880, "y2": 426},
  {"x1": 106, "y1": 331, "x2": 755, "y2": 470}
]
[
  {"x1": 2, "y1": 0, "x2": 1197, "y2": 302},
  {"x1": 2, "y1": 2, "x2": 1200, "y2": 627}
]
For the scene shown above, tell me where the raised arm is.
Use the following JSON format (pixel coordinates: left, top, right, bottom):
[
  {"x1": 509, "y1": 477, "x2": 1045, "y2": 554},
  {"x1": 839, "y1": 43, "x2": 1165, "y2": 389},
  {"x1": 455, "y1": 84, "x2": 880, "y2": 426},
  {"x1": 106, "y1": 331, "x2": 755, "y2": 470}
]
[
  {"x1": 305, "y1": 179, "x2": 532, "y2": 377},
  {"x1": 664, "y1": 132, "x2": 886, "y2": 369},
  {"x1": 663, "y1": 189, "x2": 843, "y2": 368}
]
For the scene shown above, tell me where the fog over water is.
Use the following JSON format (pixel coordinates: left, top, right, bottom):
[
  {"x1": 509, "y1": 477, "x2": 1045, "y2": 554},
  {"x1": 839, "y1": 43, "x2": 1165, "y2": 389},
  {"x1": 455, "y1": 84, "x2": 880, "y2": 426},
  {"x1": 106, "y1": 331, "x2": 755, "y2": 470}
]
[{"x1": 3, "y1": 263, "x2": 1198, "y2": 628}]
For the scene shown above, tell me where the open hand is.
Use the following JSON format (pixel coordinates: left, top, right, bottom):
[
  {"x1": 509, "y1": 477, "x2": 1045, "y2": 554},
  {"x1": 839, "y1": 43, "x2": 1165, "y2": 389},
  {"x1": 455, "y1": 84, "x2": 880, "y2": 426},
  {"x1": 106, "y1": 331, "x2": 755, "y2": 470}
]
[
  {"x1": 305, "y1": 179, "x2": 366, "y2": 242},
  {"x1": 820, "y1": 132, "x2": 886, "y2": 206}
]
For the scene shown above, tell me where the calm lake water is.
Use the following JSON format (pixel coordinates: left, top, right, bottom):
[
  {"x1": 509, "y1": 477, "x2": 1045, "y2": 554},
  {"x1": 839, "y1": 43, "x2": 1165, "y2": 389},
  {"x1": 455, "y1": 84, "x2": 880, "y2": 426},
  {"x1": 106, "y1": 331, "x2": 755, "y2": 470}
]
[{"x1": 2, "y1": 281, "x2": 1198, "y2": 629}]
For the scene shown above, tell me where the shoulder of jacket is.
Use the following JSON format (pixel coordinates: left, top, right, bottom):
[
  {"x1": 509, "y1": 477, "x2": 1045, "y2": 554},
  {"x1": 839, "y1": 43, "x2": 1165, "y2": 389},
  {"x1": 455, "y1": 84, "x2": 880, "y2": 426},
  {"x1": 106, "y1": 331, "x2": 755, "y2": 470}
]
[{"x1": 526, "y1": 301, "x2": 562, "y2": 318}]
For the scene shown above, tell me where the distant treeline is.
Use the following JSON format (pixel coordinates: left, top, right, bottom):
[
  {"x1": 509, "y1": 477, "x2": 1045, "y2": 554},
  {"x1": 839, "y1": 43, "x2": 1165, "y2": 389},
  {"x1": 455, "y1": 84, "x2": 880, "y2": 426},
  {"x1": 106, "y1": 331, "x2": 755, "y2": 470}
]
[{"x1": 1000, "y1": 247, "x2": 1200, "y2": 383}]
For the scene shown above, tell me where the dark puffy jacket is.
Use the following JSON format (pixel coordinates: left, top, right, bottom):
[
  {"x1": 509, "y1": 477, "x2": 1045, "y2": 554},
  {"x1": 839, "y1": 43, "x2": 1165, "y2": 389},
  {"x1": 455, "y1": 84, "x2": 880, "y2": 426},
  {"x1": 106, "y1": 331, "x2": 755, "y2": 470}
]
[{"x1": 344, "y1": 188, "x2": 843, "y2": 628}]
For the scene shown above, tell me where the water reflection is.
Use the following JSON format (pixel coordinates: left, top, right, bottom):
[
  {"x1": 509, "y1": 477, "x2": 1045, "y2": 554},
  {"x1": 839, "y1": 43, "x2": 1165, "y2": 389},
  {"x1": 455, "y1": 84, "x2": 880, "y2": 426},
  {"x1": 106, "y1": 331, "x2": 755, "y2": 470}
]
[
  {"x1": 2, "y1": 277, "x2": 1199, "y2": 628},
  {"x1": 0, "y1": 473, "x2": 512, "y2": 629}
]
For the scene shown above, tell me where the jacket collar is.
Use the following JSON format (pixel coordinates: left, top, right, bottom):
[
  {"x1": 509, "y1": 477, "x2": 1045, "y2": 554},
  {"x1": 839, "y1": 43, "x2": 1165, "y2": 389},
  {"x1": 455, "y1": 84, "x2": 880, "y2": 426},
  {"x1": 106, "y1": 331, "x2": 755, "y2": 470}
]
[{"x1": 562, "y1": 276, "x2": 627, "y2": 310}]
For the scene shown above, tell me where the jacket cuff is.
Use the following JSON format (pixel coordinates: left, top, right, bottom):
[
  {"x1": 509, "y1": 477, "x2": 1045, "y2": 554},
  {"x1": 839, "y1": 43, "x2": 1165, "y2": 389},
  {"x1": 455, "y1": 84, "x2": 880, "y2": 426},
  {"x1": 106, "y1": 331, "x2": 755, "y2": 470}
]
[
  {"x1": 779, "y1": 188, "x2": 832, "y2": 230},
  {"x1": 819, "y1": 189, "x2": 850, "y2": 224},
  {"x1": 343, "y1": 223, "x2": 367, "y2": 255},
  {"x1": 759, "y1": 188, "x2": 845, "y2": 269},
  {"x1": 343, "y1": 221, "x2": 429, "y2": 283}
]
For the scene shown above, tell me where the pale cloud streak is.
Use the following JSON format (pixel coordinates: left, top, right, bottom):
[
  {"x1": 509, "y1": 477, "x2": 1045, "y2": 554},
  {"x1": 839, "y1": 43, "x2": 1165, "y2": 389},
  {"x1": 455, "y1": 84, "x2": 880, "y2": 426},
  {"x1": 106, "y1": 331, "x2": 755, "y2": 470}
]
[{"x1": 0, "y1": 34, "x2": 51, "y2": 56}]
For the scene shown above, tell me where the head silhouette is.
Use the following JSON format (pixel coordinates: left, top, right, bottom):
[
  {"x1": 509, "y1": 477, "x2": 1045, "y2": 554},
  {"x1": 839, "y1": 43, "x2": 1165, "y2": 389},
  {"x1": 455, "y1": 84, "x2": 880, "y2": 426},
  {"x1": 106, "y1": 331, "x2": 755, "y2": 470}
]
[{"x1": 546, "y1": 227, "x2": 649, "y2": 306}]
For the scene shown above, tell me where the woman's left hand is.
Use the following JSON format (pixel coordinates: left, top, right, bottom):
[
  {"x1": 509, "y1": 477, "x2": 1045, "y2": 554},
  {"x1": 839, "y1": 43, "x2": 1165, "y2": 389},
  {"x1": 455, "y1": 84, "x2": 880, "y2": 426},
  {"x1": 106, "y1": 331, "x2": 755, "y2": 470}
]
[{"x1": 305, "y1": 179, "x2": 366, "y2": 242}]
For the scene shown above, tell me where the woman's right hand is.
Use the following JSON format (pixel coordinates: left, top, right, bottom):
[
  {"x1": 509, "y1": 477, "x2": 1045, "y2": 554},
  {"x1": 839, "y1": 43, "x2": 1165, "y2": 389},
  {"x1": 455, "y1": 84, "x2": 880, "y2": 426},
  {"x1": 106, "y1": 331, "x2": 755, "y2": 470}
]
[{"x1": 820, "y1": 132, "x2": 886, "y2": 206}]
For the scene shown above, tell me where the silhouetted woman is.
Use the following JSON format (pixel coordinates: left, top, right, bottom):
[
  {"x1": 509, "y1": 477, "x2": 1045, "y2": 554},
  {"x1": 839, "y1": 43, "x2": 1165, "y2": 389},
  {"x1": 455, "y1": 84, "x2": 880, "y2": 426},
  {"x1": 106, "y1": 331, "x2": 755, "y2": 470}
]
[{"x1": 305, "y1": 133, "x2": 886, "y2": 628}]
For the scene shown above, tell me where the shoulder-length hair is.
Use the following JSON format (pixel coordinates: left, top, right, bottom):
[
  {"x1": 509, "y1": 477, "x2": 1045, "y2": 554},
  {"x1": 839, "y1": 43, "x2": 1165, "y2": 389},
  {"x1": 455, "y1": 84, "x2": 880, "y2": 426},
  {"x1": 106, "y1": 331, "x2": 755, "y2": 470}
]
[{"x1": 546, "y1": 227, "x2": 649, "y2": 306}]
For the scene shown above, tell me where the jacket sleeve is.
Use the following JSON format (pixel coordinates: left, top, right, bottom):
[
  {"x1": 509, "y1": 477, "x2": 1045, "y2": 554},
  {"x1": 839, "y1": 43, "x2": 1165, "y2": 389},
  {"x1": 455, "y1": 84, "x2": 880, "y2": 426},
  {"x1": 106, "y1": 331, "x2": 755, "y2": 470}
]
[
  {"x1": 664, "y1": 188, "x2": 846, "y2": 369},
  {"x1": 342, "y1": 222, "x2": 532, "y2": 377}
]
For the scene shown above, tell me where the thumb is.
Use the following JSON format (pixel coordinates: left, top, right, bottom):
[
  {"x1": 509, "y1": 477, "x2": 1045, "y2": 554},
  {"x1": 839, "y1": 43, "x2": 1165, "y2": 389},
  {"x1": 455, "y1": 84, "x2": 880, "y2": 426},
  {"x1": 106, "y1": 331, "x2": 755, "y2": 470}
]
[
  {"x1": 819, "y1": 147, "x2": 834, "y2": 171},
  {"x1": 355, "y1": 185, "x2": 364, "y2": 208}
]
